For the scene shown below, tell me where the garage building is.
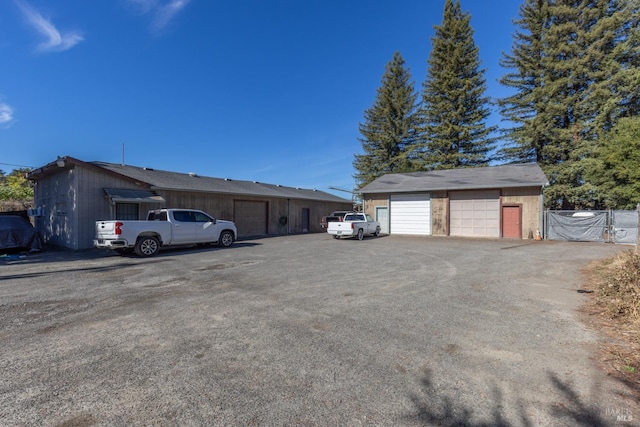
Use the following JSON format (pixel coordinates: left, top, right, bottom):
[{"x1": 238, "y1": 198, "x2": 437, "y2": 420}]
[
  {"x1": 359, "y1": 163, "x2": 548, "y2": 239},
  {"x1": 27, "y1": 156, "x2": 352, "y2": 250}
]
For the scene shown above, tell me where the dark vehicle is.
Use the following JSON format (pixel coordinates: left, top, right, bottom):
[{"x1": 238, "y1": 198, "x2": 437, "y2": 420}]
[
  {"x1": 0, "y1": 215, "x2": 42, "y2": 252},
  {"x1": 320, "y1": 211, "x2": 349, "y2": 229}
]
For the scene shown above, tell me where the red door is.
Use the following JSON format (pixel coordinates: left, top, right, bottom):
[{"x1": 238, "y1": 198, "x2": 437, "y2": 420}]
[{"x1": 502, "y1": 206, "x2": 521, "y2": 238}]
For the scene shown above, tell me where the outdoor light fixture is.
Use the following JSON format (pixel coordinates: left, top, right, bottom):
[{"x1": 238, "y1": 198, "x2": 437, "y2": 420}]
[{"x1": 56, "y1": 156, "x2": 65, "y2": 168}]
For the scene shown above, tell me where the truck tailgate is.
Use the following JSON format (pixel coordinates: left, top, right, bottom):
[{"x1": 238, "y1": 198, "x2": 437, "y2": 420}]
[
  {"x1": 327, "y1": 222, "x2": 353, "y2": 235},
  {"x1": 96, "y1": 221, "x2": 118, "y2": 238}
]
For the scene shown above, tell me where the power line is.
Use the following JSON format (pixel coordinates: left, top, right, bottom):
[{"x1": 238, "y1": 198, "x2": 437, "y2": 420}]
[{"x1": 0, "y1": 162, "x2": 35, "y2": 169}]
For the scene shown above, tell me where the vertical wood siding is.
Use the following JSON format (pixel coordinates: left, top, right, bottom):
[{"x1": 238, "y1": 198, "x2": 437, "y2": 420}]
[
  {"x1": 34, "y1": 167, "x2": 352, "y2": 249},
  {"x1": 501, "y1": 187, "x2": 542, "y2": 239}
]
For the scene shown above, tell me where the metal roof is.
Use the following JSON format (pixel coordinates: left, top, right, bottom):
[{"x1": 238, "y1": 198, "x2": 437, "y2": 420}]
[
  {"x1": 92, "y1": 162, "x2": 351, "y2": 203},
  {"x1": 359, "y1": 163, "x2": 549, "y2": 194},
  {"x1": 103, "y1": 188, "x2": 166, "y2": 203}
]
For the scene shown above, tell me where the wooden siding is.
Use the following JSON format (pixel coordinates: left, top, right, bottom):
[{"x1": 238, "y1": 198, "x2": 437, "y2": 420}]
[
  {"x1": 32, "y1": 168, "x2": 75, "y2": 249},
  {"x1": 501, "y1": 187, "x2": 542, "y2": 239},
  {"x1": 362, "y1": 186, "x2": 542, "y2": 240},
  {"x1": 33, "y1": 165, "x2": 152, "y2": 250},
  {"x1": 33, "y1": 164, "x2": 351, "y2": 250},
  {"x1": 363, "y1": 193, "x2": 389, "y2": 218},
  {"x1": 431, "y1": 191, "x2": 448, "y2": 236},
  {"x1": 161, "y1": 191, "x2": 350, "y2": 235}
]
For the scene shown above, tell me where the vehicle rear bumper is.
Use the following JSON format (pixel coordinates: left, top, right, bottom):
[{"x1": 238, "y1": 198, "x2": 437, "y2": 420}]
[
  {"x1": 327, "y1": 230, "x2": 354, "y2": 237},
  {"x1": 93, "y1": 239, "x2": 130, "y2": 249}
]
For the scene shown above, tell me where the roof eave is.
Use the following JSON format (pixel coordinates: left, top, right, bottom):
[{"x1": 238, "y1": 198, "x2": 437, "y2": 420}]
[
  {"x1": 359, "y1": 182, "x2": 548, "y2": 194},
  {"x1": 150, "y1": 186, "x2": 350, "y2": 203}
]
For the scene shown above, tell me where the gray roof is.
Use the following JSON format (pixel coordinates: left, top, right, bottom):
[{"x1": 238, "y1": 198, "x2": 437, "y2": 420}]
[
  {"x1": 103, "y1": 188, "x2": 166, "y2": 203},
  {"x1": 359, "y1": 163, "x2": 549, "y2": 194},
  {"x1": 92, "y1": 162, "x2": 351, "y2": 203}
]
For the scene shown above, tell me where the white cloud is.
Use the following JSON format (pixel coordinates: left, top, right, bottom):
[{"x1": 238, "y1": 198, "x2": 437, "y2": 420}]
[
  {"x1": 0, "y1": 102, "x2": 15, "y2": 128},
  {"x1": 127, "y1": 0, "x2": 191, "y2": 33},
  {"x1": 152, "y1": 0, "x2": 191, "y2": 32},
  {"x1": 14, "y1": 0, "x2": 84, "y2": 53},
  {"x1": 127, "y1": 0, "x2": 158, "y2": 15}
]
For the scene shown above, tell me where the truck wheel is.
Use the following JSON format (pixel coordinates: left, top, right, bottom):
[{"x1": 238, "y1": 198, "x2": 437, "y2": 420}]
[
  {"x1": 374, "y1": 227, "x2": 380, "y2": 237},
  {"x1": 218, "y1": 230, "x2": 234, "y2": 247},
  {"x1": 135, "y1": 236, "x2": 160, "y2": 257},
  {"x1": 357, "y1": 229, "x2": 364, "y2": 240}
]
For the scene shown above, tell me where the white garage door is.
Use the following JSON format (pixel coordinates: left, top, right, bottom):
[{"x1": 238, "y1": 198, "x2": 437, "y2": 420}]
[
  {"x1": 390, "y1": 193, "x2": 431, "y2": 235},
  {"x1": 450, "y1": 190, "x2": 500, "y2": 237}
]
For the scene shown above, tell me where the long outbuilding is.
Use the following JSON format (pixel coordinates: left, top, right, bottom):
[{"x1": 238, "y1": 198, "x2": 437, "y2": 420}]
[
  {"x1": 27, "y1": 156, "x2": 352, "y2": 250},
  {"x1": 359, "y1": 163, "x2": 549, "y2": 239}
]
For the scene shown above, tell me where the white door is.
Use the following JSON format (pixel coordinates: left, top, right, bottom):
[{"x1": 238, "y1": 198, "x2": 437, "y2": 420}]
[
  {"x1": 390, "y1": 193, "x2": 431, "y2": 235},
  {"x1": 449, "y1": 190, "x2": 500, "y2": 237},
  {"x1": 193, "y1": 211, "x2": 219, "y2": 243},
  {"x1": 376, "y1": 206, "x2": 389, "y2": 234},
  {"x1": 170, "y1": 210, "x2": 198, "y2": 243}
]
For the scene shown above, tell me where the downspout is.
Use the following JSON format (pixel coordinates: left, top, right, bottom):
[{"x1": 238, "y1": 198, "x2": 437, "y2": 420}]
[
  {"x1": 540, "y1": 185, "x2": 545, "y2": 239},
  {"x1": 362, "y1": 193, "x2": 366, "y2": 215},
  {"x1": 287, "y1": 198, "x2": 290, "y2": 235},
  {"x1": 109, "y1": 197, "x2": 116, "y2": 220}
]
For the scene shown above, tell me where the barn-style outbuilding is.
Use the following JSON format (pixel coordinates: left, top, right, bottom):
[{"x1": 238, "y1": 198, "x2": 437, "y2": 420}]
[
  {"x1": 27, "y1": 156, "x2": 352, "y2": 250},
  {"x1": 359, "y1": 163, "x2": 549, "y2": 239}
]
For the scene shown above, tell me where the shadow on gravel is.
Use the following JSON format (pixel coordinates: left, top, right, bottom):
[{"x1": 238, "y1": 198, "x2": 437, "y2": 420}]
[
  {"x1": 0, "y1": 260, "x2": 166, "y2": 281},
  {"x1": 138, "y1": 240, "x2": 262, "y2": 258},
  {"x1": 405, "y1": 369, "x2": 630, "y2": 426},
  {"x1": 0, "y1": 241, "x2": 262, "y2": 267}
]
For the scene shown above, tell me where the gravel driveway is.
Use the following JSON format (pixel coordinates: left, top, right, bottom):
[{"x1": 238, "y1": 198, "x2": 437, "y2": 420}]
[{"x1": 0, "y1": 235, "x2": 637, "y2": 426}]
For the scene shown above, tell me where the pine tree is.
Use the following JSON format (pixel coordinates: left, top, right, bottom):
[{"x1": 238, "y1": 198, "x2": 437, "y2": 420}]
[
  {"x1": 498, "y1": 0, "x2": 552, "y2": 164},
  {"x1": 499, "y1": 0, "x2": 640, "y2": 209},
  {"x1": 418, "y1": 0, "x2": 496, "y2": 170},
  {"x1": 353, "y1": 51, "x2": 420, "y2": 188},
  {"x1": 587, "y1": 116, "x2": 640, "y2": 209}
]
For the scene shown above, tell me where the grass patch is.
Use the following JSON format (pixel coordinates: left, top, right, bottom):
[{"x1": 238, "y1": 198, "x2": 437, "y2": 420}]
[{"x1": 584, "y1": 249, "x2": 640, "y2": 391}]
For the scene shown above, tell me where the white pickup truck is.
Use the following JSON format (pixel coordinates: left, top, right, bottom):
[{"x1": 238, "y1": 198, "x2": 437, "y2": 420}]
[
  {"x1": 94, "y1": 208, "x2": 237, "y2": 256},
  {"x1": 327, "y1": 212, "x2": 381, "y2": 240}
]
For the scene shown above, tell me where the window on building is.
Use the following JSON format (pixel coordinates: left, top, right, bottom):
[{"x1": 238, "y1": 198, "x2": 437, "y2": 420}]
[{"x1": 116, "y1": 203, "x2": 139, "y2": 220}]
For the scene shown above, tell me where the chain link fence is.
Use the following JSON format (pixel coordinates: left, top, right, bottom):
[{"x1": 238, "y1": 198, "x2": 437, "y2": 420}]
[{"x1": 544, "y1": 208, "x2": 639, "y2": 245}]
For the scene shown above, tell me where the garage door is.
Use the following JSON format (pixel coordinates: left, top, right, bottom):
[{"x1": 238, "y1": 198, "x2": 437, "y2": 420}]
[
  {"x1": 450, "y1": 190, "x2": 500, "y2": 237},
  {"x1": 234, "y1": 200, "x2": 267, "y2": 237},
  {"x1": 390, "y1": 193, "x2": 431, "y2": 235}
]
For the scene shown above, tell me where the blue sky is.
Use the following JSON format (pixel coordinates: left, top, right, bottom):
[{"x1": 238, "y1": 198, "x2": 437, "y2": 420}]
[{"x1": 0, "y1": 0, "x2": 521, "y2": 197}]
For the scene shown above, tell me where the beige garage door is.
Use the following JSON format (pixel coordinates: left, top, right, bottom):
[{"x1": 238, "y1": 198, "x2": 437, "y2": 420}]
[
  {"x1": 450, "y1": 190, "x2": 500, "y2": 237},
  {"x1": 234, "y1": 200, "x2": 267, "y2": 237}
]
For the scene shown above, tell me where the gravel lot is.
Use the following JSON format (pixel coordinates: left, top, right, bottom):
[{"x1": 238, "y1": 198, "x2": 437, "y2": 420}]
[{"x1": 0, "y1": 234, "x2": 638, "y2": 426}]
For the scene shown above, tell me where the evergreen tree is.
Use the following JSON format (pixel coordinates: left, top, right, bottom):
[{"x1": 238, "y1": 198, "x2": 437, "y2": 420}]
[
  {"x1": 418, "y1": 0, "x2": 496, "y2": 170},
  {"x1": 498, "y1": 0, "x2": 552, "y2": 164},
  {"x1": 499, "y1": 0, "x2": 640, "y2": 208},
  {"x1": 353, "y1": 51, "x2": 420, "y2": 188},
  {"x1": 587, "y1": 116, "x2": 640, "y2": 209}
]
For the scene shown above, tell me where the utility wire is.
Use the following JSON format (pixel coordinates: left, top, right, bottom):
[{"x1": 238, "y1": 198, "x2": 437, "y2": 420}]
[{"x1": 0, "y1": 162, "x2": 35, "y2": 169}]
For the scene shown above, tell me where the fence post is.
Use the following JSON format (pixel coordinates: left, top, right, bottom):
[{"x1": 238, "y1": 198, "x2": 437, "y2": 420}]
[{"x1": 608, "y1": 209, "x2": 613, "y2": 243}]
